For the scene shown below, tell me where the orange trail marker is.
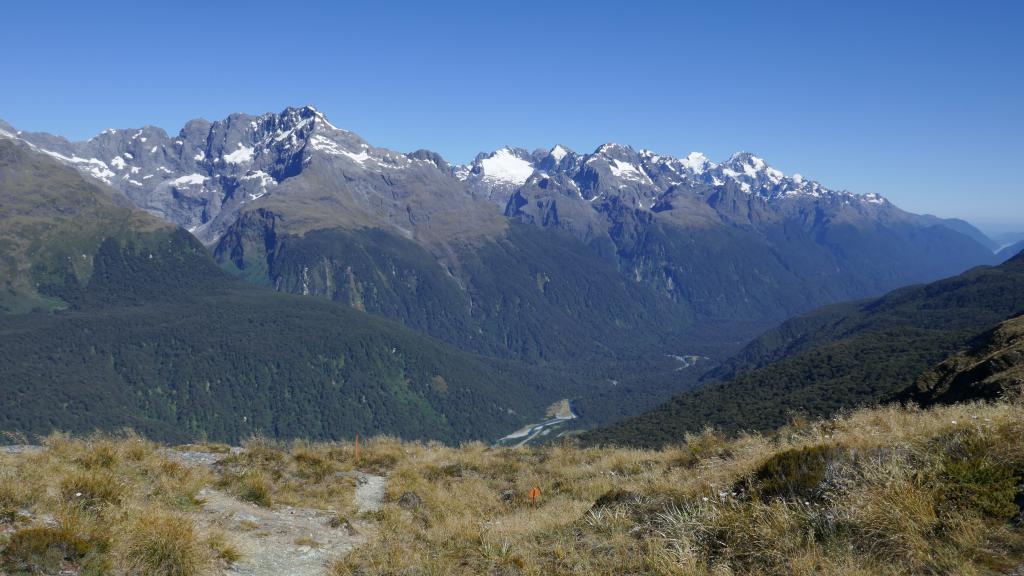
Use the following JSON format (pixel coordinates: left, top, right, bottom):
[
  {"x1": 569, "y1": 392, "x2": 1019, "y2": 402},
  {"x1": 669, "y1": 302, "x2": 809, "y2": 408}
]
[
  {"x1": 354, "y1": 433, "x2": 361, "y2": 464},
  {"x1": 528, "y1": 486, "x2": 541, "y2": 507}
]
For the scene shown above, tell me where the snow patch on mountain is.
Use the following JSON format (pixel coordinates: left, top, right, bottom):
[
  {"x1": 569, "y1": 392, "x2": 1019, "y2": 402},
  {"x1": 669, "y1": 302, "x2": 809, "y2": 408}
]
[
  {"x1": 340, "y1": 149, "x2": 371, "y2": 166},
  {"x1": 35, "y1": 149, "x2": 115, "y2": 183},
  {"x1": 223, "y1": 144, "x2": 254, "y2": 164},
  {"x1": 172, "y1": 173, "x2": 207, "y2": 187},
  {"x1": 609, "y1": 159, "x2": 651, "y2": 183},
  {"x1": 680, "y1": 152, "x2": 713, "y2": 174},
  {"x1": 550, "y1": 145, "x2": 568, "y2": 163},
  {"x1": 480, "y1": 148, "x2": 534, "y2": 185},
  {"x1": 309, "y1": 135, "x2": 373, "y2": 166}
]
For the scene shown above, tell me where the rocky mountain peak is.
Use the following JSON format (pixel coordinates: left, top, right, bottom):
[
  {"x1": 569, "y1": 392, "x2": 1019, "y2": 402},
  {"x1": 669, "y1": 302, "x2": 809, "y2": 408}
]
[{"x1": 1, "y1": 107, "x2": 906, "y2": 248}]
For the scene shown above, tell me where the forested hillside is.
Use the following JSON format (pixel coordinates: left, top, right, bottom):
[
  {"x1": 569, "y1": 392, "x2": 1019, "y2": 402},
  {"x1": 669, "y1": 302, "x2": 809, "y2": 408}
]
[
  {"x1": 0, "y1": 142, "x2": 584, "y2": 443},
  {"x1": 582, "y1": 252, "x2": 1024, "y2": 447}
]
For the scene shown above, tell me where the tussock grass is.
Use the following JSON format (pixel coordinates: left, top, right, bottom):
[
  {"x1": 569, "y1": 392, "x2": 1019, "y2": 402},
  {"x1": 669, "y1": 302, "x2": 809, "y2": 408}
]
[
  {"x1": 0, "y1": 431, "x2": 225, "y2": 575},
  {"x1": 112, "y1": 507, "x2": 213, "y2": 576},
  {"x1": 332, "y1": 400, "x2": 1024, "y2": 575},
  {"x1": 212, "y1": 437, "x2": 360, "y2": 511},
  {"x1": 1, "y1": 400, "x2": 1022, "y2": 575}
]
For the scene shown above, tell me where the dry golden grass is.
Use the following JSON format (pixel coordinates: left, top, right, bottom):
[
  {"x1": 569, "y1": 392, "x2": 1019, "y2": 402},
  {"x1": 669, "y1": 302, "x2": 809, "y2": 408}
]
[
  {"x1": 212, "y1": 436, "x2": 360, "y2": 512},
  {"x1": 0, "y1": 432, "x2": 226, "y2": 575},
  {"x1": 331, "y1": 400, "x2": 1024, "y2": 576},
  {"x1": 0, "y1": 400, "x2": 1021, "y2": 575}
]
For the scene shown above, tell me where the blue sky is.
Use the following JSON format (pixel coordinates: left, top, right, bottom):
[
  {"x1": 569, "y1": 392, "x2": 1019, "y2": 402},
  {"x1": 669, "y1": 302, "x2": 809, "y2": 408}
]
[{"x1": 2, "y1": 0, "x2": 1021, "y2": 234}]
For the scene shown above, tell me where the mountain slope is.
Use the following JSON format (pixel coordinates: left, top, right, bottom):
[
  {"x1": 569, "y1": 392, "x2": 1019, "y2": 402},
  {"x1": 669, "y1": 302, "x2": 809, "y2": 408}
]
[
  {"x1": 919, "y1": 216, "x2": 999, "y2": 252},
  {"x1": 581, "y1": 252, "x2": 1024, "y2": 447},
  {"x1": 902, "y1": 314, "x2": 1024, "y2": 406},
  {"x1": 0, "y1": 138, "x2": 171, "y2": 312},
  {"x1": 0, "y1": 142, "x2": 576, "y2": 443},
  {"x1": 215, "y1": 215, "x2": 696, "y2": 362},
  {"x1": 998, "y1": 241, "x2": 1024, "y2": 262}
]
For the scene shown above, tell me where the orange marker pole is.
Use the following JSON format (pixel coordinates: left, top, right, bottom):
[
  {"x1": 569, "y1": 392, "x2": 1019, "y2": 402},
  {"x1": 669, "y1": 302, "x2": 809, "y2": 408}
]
[
  {"x1": 354, "y1": 433, "x2": 361, "y2": 465},
  {"x1": 528, "y1": 486, "x2": 541, "y2": 508}
]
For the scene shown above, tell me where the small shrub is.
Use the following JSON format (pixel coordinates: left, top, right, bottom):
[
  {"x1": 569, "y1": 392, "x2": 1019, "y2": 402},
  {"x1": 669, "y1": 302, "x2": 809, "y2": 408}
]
[
  {"x1": 674, "y1": 428, "x2": 732, "y2": 468},
  {"x1": 0, "y1": 505, "x2": 28, "y2": 524},
  {"x1": 2, "y1": 506, "x2": 107, "y2": 574},
  {"x1": 744, "y1": 444, "x2": 843, "y2": 501},
  {"x1": 591, "y1": 488, "x2": 641, "y2": 510},
  {"x1": 206, "y1": 530, "x2": 241, "y2": 564},
  {"x1": 424, "y1": 462, "x2": 465, "y2": 480},
  {"x1": 328, "y1": 514, "x2": 357, "y2": 535},
  {"x1": 241, "y1": 436, "x2": 285, "y2": 465},
  {"x1": 292, "y1": 449, "x2": 333, "y2": 482},
  {"x1": 938, "y1": 455, "x2": 1021, "y2": 521},
  {"x1": 76, "y1": 440, "x2": 119, "y2": 469}
]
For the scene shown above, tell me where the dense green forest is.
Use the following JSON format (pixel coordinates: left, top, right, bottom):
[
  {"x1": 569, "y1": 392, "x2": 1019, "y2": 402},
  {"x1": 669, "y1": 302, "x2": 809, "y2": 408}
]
[
  {"x1": 216, "y1": 216, "x2": 702, "y2": 364},
  {"x1": 0, "y1": 229, "x2": 592, "y2": 443},
  {"x1": 581, "y1": 251, "x2": 1024, "y2": 447}
]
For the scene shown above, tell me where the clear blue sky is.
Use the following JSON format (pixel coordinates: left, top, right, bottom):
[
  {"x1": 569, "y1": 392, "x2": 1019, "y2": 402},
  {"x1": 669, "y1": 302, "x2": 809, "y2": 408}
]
[{"x1": 2, "y1": 0, "x2": 1021, "y2": 234}]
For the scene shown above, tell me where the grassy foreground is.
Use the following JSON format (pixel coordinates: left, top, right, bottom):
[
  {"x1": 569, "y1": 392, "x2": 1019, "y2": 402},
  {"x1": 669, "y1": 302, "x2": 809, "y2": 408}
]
[{"x1": 2, "y1": 398, "x2": 1023, "y2": 575}]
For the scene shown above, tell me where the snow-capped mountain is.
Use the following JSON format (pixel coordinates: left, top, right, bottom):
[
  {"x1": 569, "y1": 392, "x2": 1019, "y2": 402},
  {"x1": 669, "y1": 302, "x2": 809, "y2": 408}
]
[
  {"x1": 461, "y1": 143, "x2": 889, "y2": 214},
  {"x1": 0, "y1": 106, "x2": 998, "y2": 332},
  {"x1": 1, "y1": 107, "x2": 475, "y2": 244},
  {"x1": 2, "y1": 106, "x2": 901, "y2": 249}
]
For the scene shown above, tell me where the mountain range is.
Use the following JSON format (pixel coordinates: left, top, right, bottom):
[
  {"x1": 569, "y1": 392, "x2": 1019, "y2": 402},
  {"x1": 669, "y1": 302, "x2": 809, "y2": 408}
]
[{"x1": 0, "y1": 106, "x2": 1012, "y2": 443}]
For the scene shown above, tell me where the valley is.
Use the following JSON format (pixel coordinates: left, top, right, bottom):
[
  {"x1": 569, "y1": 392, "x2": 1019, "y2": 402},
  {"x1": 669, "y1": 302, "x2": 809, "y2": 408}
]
[{"x1": 496, "y1": 399, "x2": 578, "y2": 447}]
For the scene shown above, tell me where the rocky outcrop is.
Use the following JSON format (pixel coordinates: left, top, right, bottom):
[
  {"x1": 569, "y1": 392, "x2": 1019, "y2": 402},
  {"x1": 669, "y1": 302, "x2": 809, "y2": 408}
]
[{"x1": 905, "y1": 315, "x2": 1024, "y2": 406}]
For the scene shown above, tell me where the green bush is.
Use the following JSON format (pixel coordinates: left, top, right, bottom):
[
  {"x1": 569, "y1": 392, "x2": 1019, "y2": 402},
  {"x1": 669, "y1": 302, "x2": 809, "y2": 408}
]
[
  {"x1": 745, "y1": 444, "x2": 843, "y2": 501},
  {"x1": 938, "y1": 455, "x2": 1020, "y2": 521}
]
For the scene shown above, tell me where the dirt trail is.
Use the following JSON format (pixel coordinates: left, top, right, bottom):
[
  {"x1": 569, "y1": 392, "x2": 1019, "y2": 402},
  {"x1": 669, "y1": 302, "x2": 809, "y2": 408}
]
[
  {"x1": 353, "y1": 473, "x2": 386, "y2": 514},
  {"x1": 197, "y1": 487, "x2": 365, "y2": 576},
  {"x1": 2, "y1": 446, "x2": 387, "y2": 576},
  {"x1": 172, "y1": 449, "x2": 387, "y2": 576}
]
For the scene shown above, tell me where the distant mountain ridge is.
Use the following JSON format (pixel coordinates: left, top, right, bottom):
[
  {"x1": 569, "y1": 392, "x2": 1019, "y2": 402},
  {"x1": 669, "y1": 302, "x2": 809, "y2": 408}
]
[
  {"x1": 0, "y1": 108, "x2": 997, "y2": 253},
  {"x1": 998, "y1": 240, "x2": 1024, "y2": 262}
]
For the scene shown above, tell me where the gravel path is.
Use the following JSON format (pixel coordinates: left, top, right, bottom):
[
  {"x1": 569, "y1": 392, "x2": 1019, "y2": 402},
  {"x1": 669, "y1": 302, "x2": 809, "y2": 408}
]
[
  {"x1": 198, "y1": 487, "x2": 366, "y2": 576},
  {"x1": 0, "y1": 445, "x2": 42, "y2": 455},
  {"x1": 354, "y1": 473, "x2": 386, "y2": 514},
  {"x1": 2, "y1": 445, "x2": 388, "y2": 576}
]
